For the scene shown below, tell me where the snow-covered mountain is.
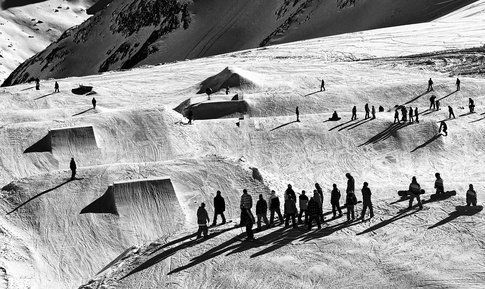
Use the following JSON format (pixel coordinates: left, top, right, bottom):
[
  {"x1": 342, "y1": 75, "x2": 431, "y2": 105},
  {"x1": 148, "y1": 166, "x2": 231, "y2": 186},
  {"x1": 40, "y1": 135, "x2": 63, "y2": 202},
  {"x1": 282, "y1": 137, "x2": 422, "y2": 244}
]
[
  {"x1": 0, "y1": 0, "x2": 97, "y2": 82},
  {"x1": 2, "y1": 0, "x2": 479, "y2": 86}
]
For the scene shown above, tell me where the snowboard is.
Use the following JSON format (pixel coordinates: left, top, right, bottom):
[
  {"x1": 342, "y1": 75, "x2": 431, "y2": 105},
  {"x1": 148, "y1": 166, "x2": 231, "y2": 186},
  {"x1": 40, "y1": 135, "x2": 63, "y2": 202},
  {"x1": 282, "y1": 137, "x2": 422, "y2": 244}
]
[
  {"x1": 429, "y1": 190, "x2": 456, "y2": 201},
  {"x1": 398, "y1": 189, "x2": 425, "y2": 197}
]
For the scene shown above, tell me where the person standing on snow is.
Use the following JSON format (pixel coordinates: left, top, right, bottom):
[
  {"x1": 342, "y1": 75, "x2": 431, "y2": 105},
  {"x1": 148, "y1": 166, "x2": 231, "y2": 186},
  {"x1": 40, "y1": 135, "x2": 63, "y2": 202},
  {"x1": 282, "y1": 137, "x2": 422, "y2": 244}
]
[
  {"x1": 429, "y1": 95, "x2": 437, "y2": 110},
  {"x1": 269, "y1": 190, "x2": 284, "y2": 226},
  {"x1": 415, "y1": 107, "x2": 419, "y2": 123},
  {"x1": 196, "y1": 203, "x2": 210, "y2": 239},
  {"x1": 466, "y1": 184, "x2": 477, "y2": 206},
  {"x1": 439, "y1": 121, "x2": 448, "y2": 136},
  {"x1": 54, "y1": 81, "x2": 60, "y2": 93},
  {"x1": 320, "y1": 79, "x2": 325, "y2": 91},
  {"x1": 434, "y1": 173, "x2": 444, "y2": 195},
  {"x1": 285, "y1": 184, "x2": 297, "y2": 202},
  {"x1": 315, "y1": 183, "x2": 324, "y2": 221},
  {"x1": 427, "y1": 78, "x2": 434, "y2": 92},
  {"x1": 371, "y1": 106, "x2": 376, "y2": 119},
  {"x1": 240, "y1": 189, "x2": 255, "y2": 241},
  {"x1": 330, "y1": 184, "x2": 343, "y2": 218},
  {"x1": 360, "y1": 182, "x2": 374, "y2": 219},
  {"x1": 408, "y1": 176, "x2": 423, "y2": 210},
  {"x1": 296, "y1": 106, "x2": 300, "y2": 122},
  {"x1": 351, "y1": 106, "x2": 357, "y2": 121},
  {"x1": 211, "y1": 190, "x2": 226, "y2": 226},
  {"x1": 307, "y1": 197, "x2": 322, "y2": 230},
  {"x1": 70, "y1": 158, "x2": 77, "y2": 180},
  {"x1": 409, "y1": 107, "x2": 414, "y2": 123},
  {"x1": 284, "y1": 196, "x2": 298, "y2": 228},
  {"x1": 256, "y1": 194, "x2": 269, "y2": 231},
  {"x1": 456, "y1": 78, "x2": 461, "y2": 91},
  {"x1": 364, "y1": 103, "x2": 370, "y2": 119},
  {"x1": 469, "y1": 98, "x2": 475, "y2": 113},
  {"x1": 345, "y1": 173, "x2": 357, "y2": 221},
  {"x1": 448, "y1": 106, "x2": 456, "y2": 119},
  {"x1": 394, "y1": 110, "x2": 400, "y2": 124},
  {"x1": 298, "y1": 190, "x2": 309, "y2": 224}
]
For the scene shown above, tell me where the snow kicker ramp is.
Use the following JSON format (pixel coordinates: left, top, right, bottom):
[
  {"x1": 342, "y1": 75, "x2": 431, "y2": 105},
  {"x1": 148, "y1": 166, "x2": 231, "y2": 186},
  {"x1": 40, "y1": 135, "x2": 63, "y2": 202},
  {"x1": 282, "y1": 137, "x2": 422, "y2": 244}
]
[
  {"x1": 24, "y1": 125, "x2": 98, "y2": 154},
  {"x1": 81, "y1": 177, "x2": 184, "y2": 242}
]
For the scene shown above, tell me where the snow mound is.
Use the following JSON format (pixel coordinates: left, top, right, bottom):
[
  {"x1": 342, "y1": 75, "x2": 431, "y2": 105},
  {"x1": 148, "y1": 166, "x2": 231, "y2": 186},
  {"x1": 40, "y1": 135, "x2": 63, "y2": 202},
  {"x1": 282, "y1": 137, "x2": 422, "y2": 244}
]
[{"x1": 197, "y1": 67, "x2": 262, "y2": 94}]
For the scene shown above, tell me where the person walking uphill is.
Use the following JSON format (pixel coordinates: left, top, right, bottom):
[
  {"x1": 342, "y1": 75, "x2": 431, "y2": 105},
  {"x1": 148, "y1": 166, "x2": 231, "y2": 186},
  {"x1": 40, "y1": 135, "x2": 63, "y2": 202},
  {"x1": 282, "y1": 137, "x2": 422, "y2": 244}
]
[
  {"x1": 211, "y1": 191, "x2": 226, "y2": 226},
  {"x1": 330, "y1": 184, "x2": 343, "y2": 218},
  {"x1": 196, "y1": 203, "x2": 210, "y2": 239},
  {"x1": 360, "y1": 182, "x2": 374, "y2": 219},
  {"x1": 269, "y1": 190, "x2": 284, "y2": 226},
  {"x1": 70, "y1": 158, "x2": 77, "y2": 180},
  {"x1": 434, "y1": 173, "x2": 444, "y2": 195},
  {"x1": 408, "y1": 176, "x2": 423, "y2": 210},
  {"x1": 298, "y1": 190, "x2": 309, "y2": 224},
  {"x1": 240, "y1": 189, "x2": 255, "y2": 241},
  {"x1": 256, "y1": 194, "x2": 269, "y2": 231},
  {"x1": 307, "y1": 197, "x2": 321, "y2": 230}
]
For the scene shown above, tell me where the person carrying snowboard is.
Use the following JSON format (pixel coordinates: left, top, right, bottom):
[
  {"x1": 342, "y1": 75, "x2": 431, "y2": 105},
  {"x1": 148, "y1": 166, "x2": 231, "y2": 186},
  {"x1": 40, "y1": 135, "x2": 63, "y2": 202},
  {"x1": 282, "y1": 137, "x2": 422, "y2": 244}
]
[{"x1": 408, "y1": 176, "x2": 423, "y2": 210}]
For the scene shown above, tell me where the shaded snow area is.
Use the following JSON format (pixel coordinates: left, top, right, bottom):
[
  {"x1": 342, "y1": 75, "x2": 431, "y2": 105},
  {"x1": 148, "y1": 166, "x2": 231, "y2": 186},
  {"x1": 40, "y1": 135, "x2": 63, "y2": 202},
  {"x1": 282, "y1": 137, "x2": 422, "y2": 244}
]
[
  {"x1": 0, "y1": 0, "x2": 93, "y2": 82},
  {"x1": 0, "y1": 1, "x2": 485, "y2": 289}
]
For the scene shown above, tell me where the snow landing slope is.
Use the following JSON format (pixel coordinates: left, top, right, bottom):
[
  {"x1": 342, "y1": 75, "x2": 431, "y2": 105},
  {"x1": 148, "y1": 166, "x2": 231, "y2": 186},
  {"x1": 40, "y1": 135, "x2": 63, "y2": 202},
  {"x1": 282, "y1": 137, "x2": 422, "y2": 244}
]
[
  {"x1": 0, "y1": 0, "x2": 96, "y2": 82},
  {"x1": 2, "y1": 0, "x2": 481, "y2": 85},
  {"x1": 0, "y1": 1, "x2": 485, "y2": 289}
]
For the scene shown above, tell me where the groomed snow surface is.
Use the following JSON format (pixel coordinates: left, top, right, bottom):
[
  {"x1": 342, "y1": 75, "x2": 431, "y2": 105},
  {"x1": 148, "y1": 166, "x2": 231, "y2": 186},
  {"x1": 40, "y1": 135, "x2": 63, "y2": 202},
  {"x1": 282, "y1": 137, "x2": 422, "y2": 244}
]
[{"x1": 1, "y1": 2, "x2": 485, "y2": 288}]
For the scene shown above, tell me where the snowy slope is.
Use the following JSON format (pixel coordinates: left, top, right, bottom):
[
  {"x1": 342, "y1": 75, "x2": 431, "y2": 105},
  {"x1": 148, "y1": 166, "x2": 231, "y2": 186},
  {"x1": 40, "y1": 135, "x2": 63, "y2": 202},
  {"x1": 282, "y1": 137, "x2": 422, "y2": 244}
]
[
  {"x1": 2, "y1": 0, "x2": 480, "y2": 86},
  {"x1": 0, "y1": 0, "x2": 94, "y2": 83},
  {"x1": 0, "y1": 1, "x2": 485, "y2": 289}
]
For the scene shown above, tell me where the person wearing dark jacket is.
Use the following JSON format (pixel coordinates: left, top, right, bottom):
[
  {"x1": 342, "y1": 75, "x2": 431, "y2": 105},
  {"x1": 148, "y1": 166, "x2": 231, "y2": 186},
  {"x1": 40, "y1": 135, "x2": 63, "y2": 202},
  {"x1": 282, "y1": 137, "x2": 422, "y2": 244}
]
[
  {"x1": 408, "y1": 176, "x2": 423, "y2": 210},
  {"x1": 284, "y1": 198, "x2": 298, "y2": 228},
  {"x1": 360, "y1": 182, "x2": 374, "y2": 219},
  {"x1": 456, "y1": 78, "x2": 461, "y2": 91},
  {"x1": 330, "y1": 184, "x2": 343, "y2": 218},
  {"x1": 346, "y1": 190, "x2": 357, "y2": 221},
  {"x1": 469, "y1": 98, "x2": 475, "y2": 113},
  {"x1": 307, "y1": 197, "x2": 321, "y2": 230},
  {"x1": 439, "y1": 121, "x2": 448, "y2": 136},
  {"x1": 427, "y1": 78, "x2": 434, "y2": 92},
  {"x1": 448, "y1": 106, "x2": 456, "y2": 119},
  {"x1": 285, "y1": 184, "x2": 296, "y2": 202},
  {"x1": 429, "y1": 95, "x2": 436, "y2": 110},
  {"x1": 346, "y1": 173, "x2": 355, "y2": 194},
  {"x1": 212, "y1": 191, "x2": 226, "y2": 226},
  {"x1": 351, "y1": 106, "x2": 357, "y2": 121},
  {"x1": 320, "y1": 79, "x2": 325, "y2": 91},
  {"x1": 415, "y1": 107, "x2": 419, "y2": 123},
  {"x1": 256, "y1": 194, "x2": 269, "y2": 230},
  {"x1": 54, "y1": 81, "x2": 59, "y2": 93},
  {"x1": 296, "y1": 106, "x2": 300, "y2": 122},
  {"x1": 196, "y1": 203, "x2": 210, "y2": 239},
  {"x1": 434, "y1": 173, "x2": 444, "y2": 195},
  {"x1": 269, "y1": 190, "x2": 283, "y2": 226},
  {"x1": 371, "y1": 106, "x2": 376, "y2": 119},
  {"x1": 364, "y1": 103, "x2": 370, "y2": 119},
  {"x1": 92, "y1": 97, "x2": 97, "y2": 109},
  {"x1": 70, "y1": 158, "x2": 77, "y2": 180},
  {"x1": 394, "y1": 110, "x2": 400, "y2": 124},
  {"x1": 298, "y1": 190, "x2": 309, "y2": 224},
  {"x1": 240, "y1": 189, "x2": 255, "y2": 240},
  {"x1": 315, "y1": 183, "x2": 324, "y2": 221},
  {"x1": 466, "y1": 184, "x2": 477, "y2": 206}
]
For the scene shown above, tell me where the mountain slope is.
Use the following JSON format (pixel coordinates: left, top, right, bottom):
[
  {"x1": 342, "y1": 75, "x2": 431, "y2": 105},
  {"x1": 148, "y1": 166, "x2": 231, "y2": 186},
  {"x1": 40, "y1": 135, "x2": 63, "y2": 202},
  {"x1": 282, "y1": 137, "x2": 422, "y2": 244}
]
[
  {"x1": 2, "y1": 0, "x2": 480, "y2": 86},
  {"x1": 0, "y1": 0, "x2": 95, "y2": 82}
]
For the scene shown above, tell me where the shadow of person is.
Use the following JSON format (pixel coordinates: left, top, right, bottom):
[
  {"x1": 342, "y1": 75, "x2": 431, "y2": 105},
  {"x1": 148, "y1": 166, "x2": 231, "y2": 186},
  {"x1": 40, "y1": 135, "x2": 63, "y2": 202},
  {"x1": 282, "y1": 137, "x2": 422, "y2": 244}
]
[
  {"x1": 270, "y1": 120, "x2": 298, "y2": 132},
  {"x1": 34, "y1": 92, "x2": 55, "y2": 100},
  {"x1": 428, "y1": 206, "x2": 483, "y2": 229},
  {"x1": 6, "y1": 179, "x2": 75, "y2": 215},
  {"x1": 72, "y1": 108, "x2": 94, "y2": 117},
  {"x1": 356, "y1": 204, "x2": 422, "y2": 235},
  {"x1": 411, "y1": 134, "x2": 442, "y2": 152},
  {"x1": 304, "y1": 91, "x2": 322, "y2": 97},
  {"x1": 359, "y1": 122, "x2": 410, "y2": 146}
]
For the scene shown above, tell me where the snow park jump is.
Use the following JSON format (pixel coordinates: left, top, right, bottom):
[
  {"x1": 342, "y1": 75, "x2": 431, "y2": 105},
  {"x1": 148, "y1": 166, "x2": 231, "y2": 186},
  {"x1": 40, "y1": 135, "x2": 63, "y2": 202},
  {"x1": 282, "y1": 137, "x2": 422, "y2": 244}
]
[{"x1": 1, "y1": 1, "x2": 485, "y2": 288}]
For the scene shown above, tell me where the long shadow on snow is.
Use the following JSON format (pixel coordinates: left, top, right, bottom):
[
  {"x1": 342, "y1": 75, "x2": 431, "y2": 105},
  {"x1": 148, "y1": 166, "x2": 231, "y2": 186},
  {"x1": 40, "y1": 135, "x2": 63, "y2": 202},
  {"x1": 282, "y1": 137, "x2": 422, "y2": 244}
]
[
  {"x1": 123, "y1": 227, "x2": 236, "y2": 279},
  {"x1": 6, "y1": 178, "x2": 77, "y2": 215},
  {"x1": 270, "y1": 120, "x2": 298, "y2": 132},
  {"x1": 437, "y1": 91, "x2": 457, "y2": 102},
  {"x1": 338, "y1": 118, "x2": 367, "y2": 131},
  {"x1": 34, "y1": 92, "x2": 55, "y2": 100},
  {"x1": 304, "y1": 91, "x2": 322, "y2": 97},
  {"x1": 329, "y1": 119, "x2": 357, "y2": 131},
  {"x1": 402, "y1": 91, "x2": 429, "y2": 105},
  {"x1": 356, "y1": 205, "x2": 422, "y2": 235},
  {"x1": 428, "y1": 206, "x2": 483, "y2": 229},
  {"x1": 411, "y1": 134, "x2": 442, "y2": 152},
  {"x1": 347, "y1": 118, "x2": 374, "y2": 131},
  {"x1": 359, "y1": 122, "x2": 410, "y2": 146},
  {"x1": 72, "y1": 108, "x2": 94, "y2": 117}
]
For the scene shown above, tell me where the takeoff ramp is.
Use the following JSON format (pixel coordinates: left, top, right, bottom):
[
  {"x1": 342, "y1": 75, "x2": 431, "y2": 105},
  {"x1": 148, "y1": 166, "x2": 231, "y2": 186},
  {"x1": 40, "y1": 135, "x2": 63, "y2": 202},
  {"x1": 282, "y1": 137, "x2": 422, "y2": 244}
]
[
  {"x1": 81, "y1": 177, "x2": 184, "y2": 242},
  {"x1": 24, "y1": 125, "x2": 98, "y2": 154}
]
